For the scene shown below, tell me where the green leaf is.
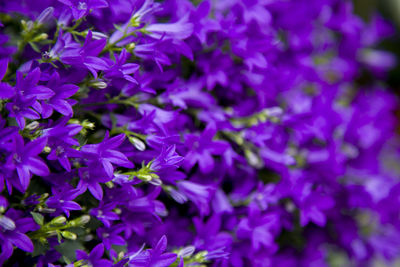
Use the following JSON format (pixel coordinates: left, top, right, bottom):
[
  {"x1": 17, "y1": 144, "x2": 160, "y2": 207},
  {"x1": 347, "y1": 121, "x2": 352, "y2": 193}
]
[
  {"x1": 110, "y1": 113, "x2": 117, "y2": 129},
  {"x1": 28, "y1": 41, "x2": 41, "y2": 53},
  {"x1": 113, "y1": 24, "x2": 123, "y2": 32},
  {"x1": 56, "y1": 230, "x2": 62, "y2": 243},
  {"x1": 31, "y1": 212, "x2": 44, "y2": 226},
  {"x1": 32, "y1": 240, "x2": 49, "y2": 257},
  {"x1": 56, "y1": 240, "x2": 85, "y2": 263}
]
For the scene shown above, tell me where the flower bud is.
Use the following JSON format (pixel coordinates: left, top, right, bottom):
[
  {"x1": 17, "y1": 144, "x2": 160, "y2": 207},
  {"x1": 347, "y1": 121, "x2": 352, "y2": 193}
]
[
  {"x1": 264, "y1": 106, "x2": 283, "y2": 117},
  {"x1": 50, "y1": 216, "x2": 66, "y2": 225},
  {"x1": 105, "y1": 181, "x2": 114, "y2": 188},
  {"x1": 0, "y1": 215, "x2": 16, "y2": 231},
  {"x1": 90, "y1": 31, "x2": 109, "y2": 40},
  {"x1": 70, "y1": 215, "x2": 91, "y2": 227},
  {"x1": 129, "y1": 136, "x2": 146, "y2": 151},
  {"x1": 79, "y1": 215, "x2": 91, "y2": 224},
  {"x1": 61, "y1": 231, "x2": 77, "y2": 240},
  {"x1": 148, "y1": 177, "x2": 162, "y2": 186},
  {"x1": 38, "y1": 207, "x2": 56, "y2": 213},
  {"x1": 89, "y1": 80, "x2": 108, "y2": 89},
  {"x1": 167, "y1": 187, "x2": 188, "y2": 204},
  {"x1": 137, "y1": 173, "x2": 152, "y2": 182},
  {"x1": 244, "y1": 149, "x2": 263, "y2": 169},
  {"x1": 130, "y1": 16, "x2": 140, "y2": 27},
  {"x1": 21, "y1": 20, "x2": 34, "y2": 31},
  {"x1": 36, "y1": 7, "x2": 54, "y2": 25},
  {"x1": 32, "y1": 33, "x2": 48, "y2": 42},
  {"x1": 26, "y1": 121, "x2": 39, "y2": 130},
  {"x1": 127, "y1": 43, "x2": 136, "y2": 51},
  {"x1": 178, "y1": 246, "x2": 195, "y2": 258},
  {"x1": 82, "y1": 120, "x2": 95, "y2": 130}
]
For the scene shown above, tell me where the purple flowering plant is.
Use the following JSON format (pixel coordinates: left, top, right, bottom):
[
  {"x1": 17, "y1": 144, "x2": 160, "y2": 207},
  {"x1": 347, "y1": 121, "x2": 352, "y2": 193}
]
[{"x1": 0, "y1": 0, "x2": 399, "y2": 266}]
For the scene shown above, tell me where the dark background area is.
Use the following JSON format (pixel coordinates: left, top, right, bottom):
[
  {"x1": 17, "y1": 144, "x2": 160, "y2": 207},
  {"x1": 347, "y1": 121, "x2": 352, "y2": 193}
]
[{"x1": 354, "y1": 0, "x2": 400, "y2": 90}]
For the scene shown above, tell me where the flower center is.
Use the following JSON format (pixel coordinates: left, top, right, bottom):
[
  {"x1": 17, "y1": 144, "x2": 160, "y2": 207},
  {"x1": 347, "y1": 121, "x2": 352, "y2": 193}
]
[
  {"x1": 78, "y1": 2, "x2": 88, "y2": 10},
  {"x1": 56, "y1": 146, "x2": 65, "y2": 156},
  {"x1": 13, "y1": 153, "x2": 22, "y2": 164}
]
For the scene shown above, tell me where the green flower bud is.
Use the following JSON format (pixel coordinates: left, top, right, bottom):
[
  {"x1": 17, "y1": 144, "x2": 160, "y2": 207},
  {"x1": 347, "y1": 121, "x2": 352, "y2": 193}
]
[
  {"x1": 89, "y1": 80, "x2": 108, "y2": 89},
  {"x1": 61, "y1": 231, "x2": 77, "y2": 240},
  {"x1": 50, "y1": 216, "x2": 66, "y2": 225},
  {"x1": 138, "y1": 173, "x2": 152, "y2": 182},
  {"x1": 70, "y1": 215, "x2": 91, "y2": 227},
  {"x1": 26, "y1": 121, "x2": 39, "y2": 130},
  {"x1": 127, "y1": 43, "x2": 136, "y2": 51},
  {"x1": 32, "y1": 33, "x2": 48, "y2": 42},
  {"x1": 129, "y1": 136, "x2": 146, "y2": 151}
]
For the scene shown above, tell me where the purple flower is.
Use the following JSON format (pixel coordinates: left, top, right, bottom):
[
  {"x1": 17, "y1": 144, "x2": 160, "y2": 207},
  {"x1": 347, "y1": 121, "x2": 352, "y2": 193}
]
[
  {"x1": 76, "y1": 243, "x2": 112, "y2": 267},
  {"x1": 104, "y1": 49, "x2": 139, "y2": 84},
  {"x1": 0, "y1": 208, "x2": 37, "y2": 266},
  {"x1": 96, "y1": 226, "x2": 125, "y2": 250},
  {"x1": 182, "y1": 123, "x2": 230, "y2": 174},
  {"x1": 42, "y1": 118, "x2": 82, "y2": 172},
  {"x1": 78, "y1": 166, "x2": 111, "y2": 200},
  {"x1": 193, "y1": 215, "x2": 232, "y2": 258},
  {"x1": 296, "y1": 185, "x2": 335, "y2": 227},
  {"x1": 150, "y1": 145, "x2": 185, "y2": 184},
  {"x1": 90, "y1": 202, "x2": 119, "y2": 227},
  {"x1": 80, "y1": 132, "x2": 133, "y2": 178},
  {"x1": 177, "y1": 180, "x2": 215, "y2": 216},
  {"x1": 46, "y1": 185, "x2": 84, "y2": 217},
  {"x1": 5, "y1": 68, "x2": 54, "y2": 129},
  {"x1": 40, "y1": 71, "x2": 79, "y2": 118},
  {"x1": 60, "y1": 31, "x2": 108, "y2": 78},
  {"x1": 4, "y1": 136, "x2": 49, "y2": 191},
  {"x1": 236, "y1": 210, "x2": 279, "y2": 252},
  {"x1": 147, "y1": 15, "x2": 193, "y2": 40},
  {"x1": 58, "y1": 0, "x2": 109, "y2": 20},
  {"x1": 128, "y1": 235, "x2": 177, "y2": 267}
]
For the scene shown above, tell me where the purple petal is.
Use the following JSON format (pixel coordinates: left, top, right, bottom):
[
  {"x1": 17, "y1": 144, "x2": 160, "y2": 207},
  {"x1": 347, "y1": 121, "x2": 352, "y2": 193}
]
[
  {"x1": 7, "y1": 231, "x2": 34, "y2": 252},
  {"x1": 94, "y1": 259, "x2": 112, "y2": 267},
  {"x1": 0, "y1": 241, "x2": 13, "y2": 266},
  {"x1": 154, "y1": 235, "x2": 167, "y2": 253},
  {"x1": 88, "y1": 183, "x2": 103, "y2": 200},
  {"x1": 29, "y1": 86, "x2": 55, "y2": 99},
  {"x1": 101, "y1": 159, "x2": 114, "y2": 177},
  {"x1": 207, "y1": 141, "x2": 229, "y2": 155},
  {"x1": 76, "y1": 249, "x2": 88, "y2": 260},
  {"x1": 198, "y1": 151, "x2": 214, "y2": 174},
  {"x1": 25, "y1": 137, "x2": 47, "y2": 157},
  {"x1": 91, "y1": 0, "x2": 109, "y2": 8},
  {"x1": 16, "y1": 165, "x2": 31, "y2": 191},
  {"x1": 22, "y1": 68, "x2": 41, "y2": 86},
  {"x1": 50, "y1": 99, "x2": 73, "y2": 116},
  {"x1": 85, "y1": 56, "x2": 109, "y2": 71},
  {"x1": 0, "y1": 83, "x2": 15, "y2": 99},
  {"x1": 103, "y1": 150, "x2": 133, "y2": 168},
  {"x1": 152, "y1": 253, "x2": 177, "y2": 267},
  {"x1": 27, "y1": 157, "x2": 49, "y2": 177},
  {"x1": 90, "y1": 243, "x2": 105, "y2": 260},
  {"x1": 104, "y1": 133, "x2": 126, "y2": 149},
  {"x1": 59, "y1": 156, "x2": 72, "y2": 172},
  {"x1": 63, "y1": 201, "x2": 81, "y2": 211},
  {"x1": 57, "y1": 84, "x2": 79, "y2": 98},
  {"x1": 121, "y1": 63, "x2": 140, "y2": 74}
]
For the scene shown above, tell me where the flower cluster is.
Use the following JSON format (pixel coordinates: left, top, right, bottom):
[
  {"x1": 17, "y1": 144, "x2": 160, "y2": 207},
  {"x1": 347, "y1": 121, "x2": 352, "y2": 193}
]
[{"x1": 0, "y1": 0, "x2": 399, "y2": 266}]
